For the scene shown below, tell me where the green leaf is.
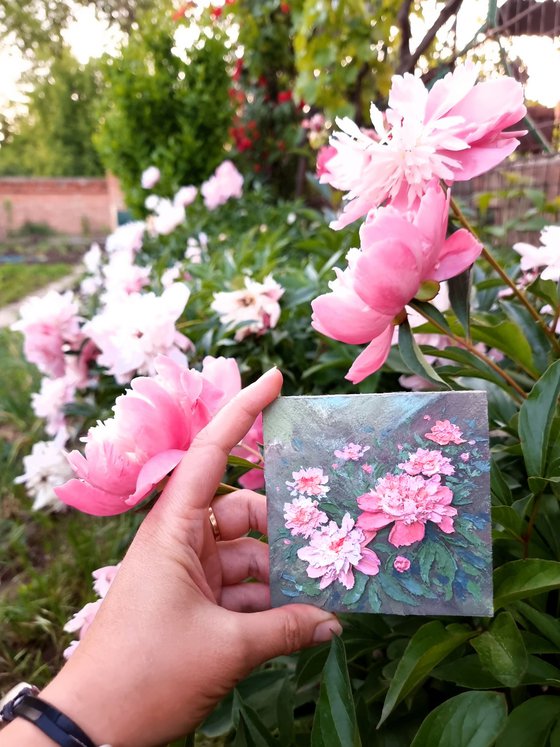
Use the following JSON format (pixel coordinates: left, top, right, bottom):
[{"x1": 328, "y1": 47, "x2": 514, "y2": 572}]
[
  {"x1": 519, "y1": 360, "x2": 560, "y2": 478},
  {"x1": 227, "y1": 454, "x2": 262, "y2": 471},
  {"x1": 494, "y1": 559, "x2": 560, "y2": 608},
  {"x1": 490, "y1": 463, "x2": 513, "y2": 505},
  {"x1": 398, "y1": 320, "x2": 450, "y2": 388},
  {"x1": 470, "y1": 612, "x2": 528, "y2": 686},
  {"x1": 409, "y1": 300, "x2": 453, "y2": 334},
  {"x1": 410, "y1": 691, "x2": 507, "y2": 747},
  {"x1": 378, "y1": 622, "x2": 474, "y2": 726},
  {"x1": 276, "y1": 677, "x2": 294, "y2": 747},
  {"x1": 513, "y1": 601, "x2": 560, "y2": 649},
  {"x1": 311, "y1": 636, "x2": 362, "y2": 747},
  {"x1": 499, "y1": 299, "x2": 550, "y2": 374},
  {"x1": 471, "y1": 319, "x2": 538, "y2": 377},
  {"x1": 448, "y1": 267, "x2": 472, "y2": 337},
  {"x1": 232, "y1": 691, "x2": 278, "y2": 747},
  {"x1": 496, "y1": 696, "x2": 560, "y2": 747}
]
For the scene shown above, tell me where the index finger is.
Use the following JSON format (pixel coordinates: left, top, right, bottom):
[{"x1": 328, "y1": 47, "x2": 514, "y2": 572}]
[{"x1": 162, "y1": 367, "x2": 282, "y2": 511}]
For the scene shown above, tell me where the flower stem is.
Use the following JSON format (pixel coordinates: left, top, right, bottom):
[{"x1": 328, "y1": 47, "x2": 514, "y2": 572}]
[
  {"x1": 409, "y1": 301, "x2": 526, "y2": 401},
  {"x1": 449, "y1": 196, "x2": 560, "y2": 354},
  {"x1": 218, "y1": 482, "x2": 237, "y2": 494},
  {"x1": 237, "y1": 441, "x2": 263, "y2": 463}
]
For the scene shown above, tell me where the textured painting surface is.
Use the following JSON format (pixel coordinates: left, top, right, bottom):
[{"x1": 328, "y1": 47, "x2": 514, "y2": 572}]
[{"x1": 263, "y1": 392, "x2": 492, "y2": 616}]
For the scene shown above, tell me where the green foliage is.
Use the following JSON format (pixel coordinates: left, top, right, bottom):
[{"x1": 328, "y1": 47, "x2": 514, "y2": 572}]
[
  {"x1": 0, "y1": 51, "x2": 104, "y2": 177},
  {"x1": 94, "y1": 8, "x2": 234, "y2": 214}
]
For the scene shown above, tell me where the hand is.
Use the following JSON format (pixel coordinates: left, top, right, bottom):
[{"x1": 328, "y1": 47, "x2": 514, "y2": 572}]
[{"x1": 2, "y1": 368, "x2": 341, "y2": 747}]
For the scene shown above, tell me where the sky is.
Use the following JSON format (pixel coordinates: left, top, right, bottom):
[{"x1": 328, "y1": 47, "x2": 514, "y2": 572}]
[{"x1": 0, "y1": 0, "x2": 559, "y2": 113}]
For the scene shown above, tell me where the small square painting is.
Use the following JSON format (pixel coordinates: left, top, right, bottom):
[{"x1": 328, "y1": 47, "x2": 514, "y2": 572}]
[{"x1": 263, "y1": 391, "x2": 492, "y2": 616}]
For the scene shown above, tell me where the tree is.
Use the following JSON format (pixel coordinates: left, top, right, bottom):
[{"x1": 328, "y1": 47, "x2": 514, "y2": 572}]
[
  {"x1": 93, "y1": 6, "x2": 233, "y2": 213},
  {"x1": 0, "y1": 50, "x2": 104, "y2": 176}
]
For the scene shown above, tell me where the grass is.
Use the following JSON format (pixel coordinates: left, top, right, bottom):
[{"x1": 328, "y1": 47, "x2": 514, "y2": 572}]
[
  {"x1": 0, "y1": 263, "x2": 73, "y2": 306},
  {"x1": 0, "y1": 328, "x2": 140, "y2": 690}
]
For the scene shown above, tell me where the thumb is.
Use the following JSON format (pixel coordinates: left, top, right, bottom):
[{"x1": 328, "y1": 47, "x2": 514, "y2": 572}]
[{"x1": 237, "y1": 604, "x2": 342, "y2": 668}]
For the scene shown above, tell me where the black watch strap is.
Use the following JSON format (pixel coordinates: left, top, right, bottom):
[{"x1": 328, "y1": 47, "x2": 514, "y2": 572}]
[{"x1": 1, "y1": 689, "x2": 99, "y2": 747}]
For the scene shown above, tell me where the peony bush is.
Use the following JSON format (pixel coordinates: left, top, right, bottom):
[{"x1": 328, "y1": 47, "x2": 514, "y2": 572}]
[{"x1": 8, "y1": 60, "x2": 560, "y2": 746}]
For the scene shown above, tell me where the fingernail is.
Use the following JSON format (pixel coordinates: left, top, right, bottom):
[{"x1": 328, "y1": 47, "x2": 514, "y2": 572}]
[
  {"x1": 313, "y1": 618, "x2": 343, "y2": 643},
  {"x1": 261, "y1": 366, "x2": 279, "y2": 378}
]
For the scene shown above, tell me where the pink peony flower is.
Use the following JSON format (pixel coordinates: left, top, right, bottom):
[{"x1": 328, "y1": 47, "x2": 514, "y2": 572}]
[
  {"x1": 201, "y1": 160, "x2": 244, "y2": 210},
  {"x1": 92, "y1": 563, "x2": 120, "y2": 598},
  {"x1": 173, "y1": 185, "x2": 198, "y2": 208},
  {"x1": 322, "y1": 64, "x2": 526, "y2": 229},
  {"x1": 513, "y1": 226, "x2": 560, "y2": 282},
  {"x1": 146, "y1": 197, "x2": 186, "y2": 236},
  {"x1": 231, "y1": 412, "x2": 264, "y2": 490},
  {"x1": 283, "y1": 497, "x2": 328, "y2": 538},
  {"x1": 31, "y1": 376, "x2": 76, "y2": 439},
  {"x1": 12, "y1": 291, "x2": 83, "y2": 378},
  {"x1": 105, "y1": 221, "x2": 145, "y2": 255},
  {"x1": 297, "y1": 513, "x2": 380, "y2": 590},
  {"x1": 64, "y1": 563, "x2": 120, "y2": 658},
  {"x1": 211, "y1": 274, "x2": 284, "y2": 341},
  {"x1": 394, "y1": 556, "x2": 411, "y2": 573},
  {"x1": 102, "y1": 251, "x2": 151, "y2": 301},
  {"x1": 460, "y1": 452, "x2": 470, "y2": 462},
  {"x1": 311, "y1": 185, "x2": 482, "y2": 383},
  {"x1": 398, "y1": 448, "x2": 455, "y2": 477},
  {"x1": 424, "y1": 420, "x2": 466, "y2": 446},
  {"x1": 83, "y1": 284, "x2": 191, "y2": 384},
  {"x1": 55, "y1": 354, "x2": 242, "y2": 516},
  {"x1": 334, "y1": 442, "x2": 370, "y2": 461},
  {"x1": 316, "y1": 145, "x2": 337, "y2": 179},
  {"x1": 286, "y1": 467, "x2": 330, "y2": 499},
  {"x1": 357, "y1": 472, "x2": 456, "y2": 547},
  {"x1": 362, "y1": 464, "x2": 373, "y2": 474},
  {"x1": 15, "y1": 438, "x2": 73, "y2": 512},
  {"x1": 141, "y1": 166, "x2": 161, "y2": 189}
]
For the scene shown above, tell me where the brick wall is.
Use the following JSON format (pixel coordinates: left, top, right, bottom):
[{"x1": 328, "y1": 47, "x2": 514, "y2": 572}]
[{"x1": 0, "y1": 176, "x2": 126, "y2": 239}]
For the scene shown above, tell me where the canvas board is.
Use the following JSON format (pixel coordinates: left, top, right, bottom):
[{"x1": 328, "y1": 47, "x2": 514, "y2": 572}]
[{"x1": 263, "y1": 392, "x2": 492, "y2": 616}]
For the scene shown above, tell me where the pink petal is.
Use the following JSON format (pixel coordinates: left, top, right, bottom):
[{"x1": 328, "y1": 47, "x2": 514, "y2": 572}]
[
  {"x1": 353, "y1": 239, "x2": 421, "y2": 315},
  {"x1": 450, "y1": 138, "x2": 521, "y2": 182},
  {"x1": 239, "y1": 468, "x2": 265, "y2": 490},
  {"x1": 388, "y1": 520, "x2": 426, "y2": 547},
  {"x1": 356, "y1": 511, "x2": 392, "y2": 531},
  {"x1": 432, "y1": 228, "x2": 483, "y2": 281},
  {"x1": 55, "y1": 479, "x2": 129, "y2": 516},
  {"x1": 355, "y1": 548, "x2": 380, "y2": 576},
  {"x1": 311, "y1": 289, "x2": 392, "y2": 345},
  {"x1": 338, "y1": 567, "x2": 355, "y2": 590},
  {"x1": 345, "y1": 325, "x2": 394, "y2": 384},
  {"x1": 126, "y1": 449, "x2": 186, "y2": 506},
  {"x1": 437, "y1": 515, "x2": 455, "y2": 534}
]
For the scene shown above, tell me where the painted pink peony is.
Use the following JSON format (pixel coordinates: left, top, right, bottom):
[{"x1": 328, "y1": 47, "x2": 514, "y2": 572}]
[
  {"x1": 201, "y1": 160, "x2": 244, "y2": 210},
  {"x1": 55, "y1": 354, "x2": 243, "y2": 516},
  {"x1": 283, "y1": 497, "x2": 328, "y2": 539},
  {"x1": 398, "y1": 448, "x2": 455, "y2": 477},
  {"x1": 311, "y1": 185, "x2": 482, "y2": 382},
  {"x1": 356, "y1": 472, "x2": 456, "y2": 547},
  {"x1": 322, "y1": 64, "x2": 526, "y2": 229},
  {"x1": 286, "y1": 467, "x2": 330, "y2": 498},
  {"x1": 12, "y1": 290, "x2": 83, "y2": 378},
  {"x1": 394, "y1": 556, "x2": 411, "y2": 573},
  {"x1": 297, "y1": 513, "x2": 380, "y2": 590},
  {"x1": 424, "y1": 419, "x2": 466, "y2": 446},
  {"x1": 333, "y1": 442, "x2": 370, "y2": 461}
]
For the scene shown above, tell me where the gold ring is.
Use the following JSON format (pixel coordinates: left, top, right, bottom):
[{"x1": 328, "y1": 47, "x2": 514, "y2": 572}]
[{"x1": 208, "y1": 506, "x2": 222, "y2": 542}]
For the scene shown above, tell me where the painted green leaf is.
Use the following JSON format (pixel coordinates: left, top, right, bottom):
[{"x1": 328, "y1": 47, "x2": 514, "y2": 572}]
[
  {"x1": 410, "y1": 691, "x2": 507, "y2": 747},
  {"x1": 378, "y1": 621, "x2": 474, "y2": 726},
  {"x1": 494, "y1": 559, "x2": 560, "y2": 608},
  {"x1": 342, "y1": 572, "x2": 368, "y2": 606},
  {"x1": 496, "y1": 696, "x2": 560, "y2": 747},
  {"x1": 519, "y1": 360, "x2": 560, "y2": 478},
  {"x1": 311, "y1": 636, "x2": 362, "y2": 747},
  {"x1": 470, "y1": 612, "x2": 527, "y2": 686}
]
